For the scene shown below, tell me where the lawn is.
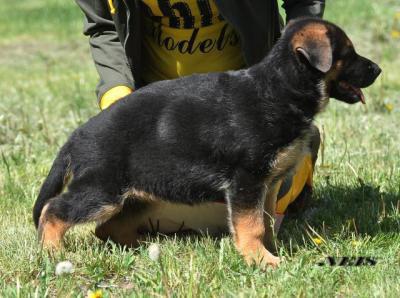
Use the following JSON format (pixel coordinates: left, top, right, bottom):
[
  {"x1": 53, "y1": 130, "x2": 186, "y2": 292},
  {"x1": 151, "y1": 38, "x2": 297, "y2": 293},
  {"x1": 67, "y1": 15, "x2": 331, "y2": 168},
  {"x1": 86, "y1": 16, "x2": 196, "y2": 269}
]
[{"x1": 0, "y1": 0, "x2": 399, "y2": 296}]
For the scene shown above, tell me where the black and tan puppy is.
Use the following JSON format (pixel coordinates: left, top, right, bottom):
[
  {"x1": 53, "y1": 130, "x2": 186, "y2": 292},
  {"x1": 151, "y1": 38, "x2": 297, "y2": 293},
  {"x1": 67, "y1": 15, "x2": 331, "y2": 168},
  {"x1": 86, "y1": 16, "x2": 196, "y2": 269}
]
[{"x1": 33, "y1": 18, "x2": 381, "y2": 267}]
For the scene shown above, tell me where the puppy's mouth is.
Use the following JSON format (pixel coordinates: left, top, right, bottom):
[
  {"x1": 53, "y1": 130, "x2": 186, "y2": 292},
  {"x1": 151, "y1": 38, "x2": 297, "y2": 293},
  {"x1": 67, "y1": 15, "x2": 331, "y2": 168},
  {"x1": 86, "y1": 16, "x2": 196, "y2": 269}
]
[
  {"x1": 330, "y1": 81, "x2": 365, "y2": 104},
  {"x1": 338, "y1": 81, "x2": 365, "y2": 104}
]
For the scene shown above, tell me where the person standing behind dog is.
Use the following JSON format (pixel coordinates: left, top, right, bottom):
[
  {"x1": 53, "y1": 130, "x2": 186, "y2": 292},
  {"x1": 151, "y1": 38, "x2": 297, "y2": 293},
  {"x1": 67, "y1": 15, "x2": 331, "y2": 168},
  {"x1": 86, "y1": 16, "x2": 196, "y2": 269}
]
[{"x1": 76, "y1": 0, "x2": 325, "y2": 231}]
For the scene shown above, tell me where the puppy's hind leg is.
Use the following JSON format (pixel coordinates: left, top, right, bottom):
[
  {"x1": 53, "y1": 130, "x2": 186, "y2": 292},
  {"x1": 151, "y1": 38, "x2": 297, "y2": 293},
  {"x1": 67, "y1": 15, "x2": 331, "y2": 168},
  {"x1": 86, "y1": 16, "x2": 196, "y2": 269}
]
[
  {"x1": 95, "y1": 200, "x2": 150, "y2": 248},
  {"x1": 38, "y1": 186, "x2": 123, "y2": 249},
  {"x1": 227, "y1": 170, "x2": 280, "y2": 268}
]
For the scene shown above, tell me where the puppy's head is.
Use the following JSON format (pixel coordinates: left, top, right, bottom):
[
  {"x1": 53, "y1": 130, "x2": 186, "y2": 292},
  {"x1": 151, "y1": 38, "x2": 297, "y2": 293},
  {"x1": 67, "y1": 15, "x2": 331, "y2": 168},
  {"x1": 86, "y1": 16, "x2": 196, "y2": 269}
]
[{"x1": 286, "y1": 18, "x2": 381, "y2": 104}]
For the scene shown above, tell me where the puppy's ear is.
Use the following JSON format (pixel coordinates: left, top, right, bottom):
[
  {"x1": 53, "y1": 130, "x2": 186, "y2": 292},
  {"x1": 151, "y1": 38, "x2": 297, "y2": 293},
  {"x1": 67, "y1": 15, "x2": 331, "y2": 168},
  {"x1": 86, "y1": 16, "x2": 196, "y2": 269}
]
[
  {"x1": 293, "y1": 25, "x2": 332, "y2": 73},
  {"x1": 295, "y1": 44, "x2": 332, "y2": 73}
]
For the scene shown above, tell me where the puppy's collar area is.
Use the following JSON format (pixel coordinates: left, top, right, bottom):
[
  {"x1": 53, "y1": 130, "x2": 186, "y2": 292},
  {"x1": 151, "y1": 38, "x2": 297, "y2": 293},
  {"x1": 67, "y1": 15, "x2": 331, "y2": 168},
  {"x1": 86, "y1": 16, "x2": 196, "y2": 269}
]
[{"x1": 252, "y1": 64, "x2": 322, "y2": 110}]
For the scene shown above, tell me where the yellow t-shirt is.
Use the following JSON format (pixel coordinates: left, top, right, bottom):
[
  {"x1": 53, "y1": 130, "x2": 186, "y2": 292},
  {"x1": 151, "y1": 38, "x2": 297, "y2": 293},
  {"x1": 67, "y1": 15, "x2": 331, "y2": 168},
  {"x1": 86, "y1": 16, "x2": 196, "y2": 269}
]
[{"x1": 141, "y1": 0, "x2": 245, "y2": 83}]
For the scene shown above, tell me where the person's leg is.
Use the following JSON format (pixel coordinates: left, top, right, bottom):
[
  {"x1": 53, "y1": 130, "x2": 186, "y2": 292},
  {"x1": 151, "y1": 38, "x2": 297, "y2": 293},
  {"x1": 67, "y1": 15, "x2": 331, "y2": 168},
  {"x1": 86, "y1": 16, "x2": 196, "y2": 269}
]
[
  {"x1": 287, "y1": 124, "x2": 320, "y2": 213},
  {"x1": 274, "y1": 125, "x2": 320, "y2": 232}
]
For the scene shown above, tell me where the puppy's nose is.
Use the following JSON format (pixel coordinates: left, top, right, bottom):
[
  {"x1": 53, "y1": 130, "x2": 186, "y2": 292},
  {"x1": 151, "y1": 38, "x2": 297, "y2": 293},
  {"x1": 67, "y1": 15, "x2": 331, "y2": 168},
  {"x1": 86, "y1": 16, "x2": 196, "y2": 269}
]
[{"x1": 370, "y1": 64, "x2": 382, "y2": 77}]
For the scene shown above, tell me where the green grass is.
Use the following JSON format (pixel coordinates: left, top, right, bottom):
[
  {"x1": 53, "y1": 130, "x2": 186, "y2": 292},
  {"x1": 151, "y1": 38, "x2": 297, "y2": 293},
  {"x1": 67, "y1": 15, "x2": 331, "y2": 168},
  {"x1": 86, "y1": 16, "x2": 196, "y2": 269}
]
[{"x1": 0, "y1": 0, "x2": 399, "y2": 296}]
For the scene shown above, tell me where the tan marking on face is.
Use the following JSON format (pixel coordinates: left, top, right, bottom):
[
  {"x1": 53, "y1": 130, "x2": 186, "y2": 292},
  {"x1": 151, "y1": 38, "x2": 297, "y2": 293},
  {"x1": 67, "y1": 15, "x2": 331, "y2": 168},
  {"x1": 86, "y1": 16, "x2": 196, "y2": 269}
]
[
  {"x1": 39, "y1": 204, "x2": 71, "y2": 249},
  {"x1": 324, "y1": 59, "x2": 344, "y2": 84},
  {"x1": 322, "y1": 59, "x2": 345, "y2": 110},
  {"x1": 319, "y1": 60, "x2": 344, "y2": 112}
]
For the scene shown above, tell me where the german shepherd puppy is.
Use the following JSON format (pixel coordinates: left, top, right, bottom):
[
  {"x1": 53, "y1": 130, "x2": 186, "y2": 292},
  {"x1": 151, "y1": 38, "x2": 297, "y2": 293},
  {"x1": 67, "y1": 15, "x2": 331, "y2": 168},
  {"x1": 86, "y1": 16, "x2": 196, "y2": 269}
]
[{"x1": 33, "y1": 18, "x2": 381, "y2": 268}]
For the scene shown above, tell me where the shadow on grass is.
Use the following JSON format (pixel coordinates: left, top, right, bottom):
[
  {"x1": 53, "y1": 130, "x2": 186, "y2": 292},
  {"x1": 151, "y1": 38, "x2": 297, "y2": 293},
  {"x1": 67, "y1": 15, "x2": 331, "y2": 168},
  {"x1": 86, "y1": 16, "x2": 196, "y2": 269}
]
[{"x1": 280, "y1": 183, "x2": 400, "y2": 245}]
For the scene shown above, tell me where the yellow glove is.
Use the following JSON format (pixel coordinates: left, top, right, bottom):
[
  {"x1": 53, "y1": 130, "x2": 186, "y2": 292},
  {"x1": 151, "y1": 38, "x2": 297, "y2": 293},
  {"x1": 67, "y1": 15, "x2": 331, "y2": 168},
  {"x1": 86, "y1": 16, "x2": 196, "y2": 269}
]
[{"x1": 100, "y1": 86, "x2": 133, "y2": 110}]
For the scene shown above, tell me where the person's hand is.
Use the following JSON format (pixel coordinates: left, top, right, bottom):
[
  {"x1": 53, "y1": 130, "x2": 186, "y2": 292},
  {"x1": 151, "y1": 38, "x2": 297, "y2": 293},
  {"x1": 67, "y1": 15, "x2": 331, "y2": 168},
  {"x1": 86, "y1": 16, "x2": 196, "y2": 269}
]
[{"x1": 100, "y1": 86, "x2": 133, "y2": 110}]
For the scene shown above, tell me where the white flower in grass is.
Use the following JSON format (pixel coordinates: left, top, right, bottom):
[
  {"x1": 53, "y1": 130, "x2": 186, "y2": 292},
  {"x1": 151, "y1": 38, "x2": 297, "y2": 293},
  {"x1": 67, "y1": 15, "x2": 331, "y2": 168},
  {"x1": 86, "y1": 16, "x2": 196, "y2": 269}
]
[
  {"x1": 55, "y1": 260, "x2": 74, "y2": 275},
  {"x1": 148, "y1": 243, "x2": 161, "y2": 261}
]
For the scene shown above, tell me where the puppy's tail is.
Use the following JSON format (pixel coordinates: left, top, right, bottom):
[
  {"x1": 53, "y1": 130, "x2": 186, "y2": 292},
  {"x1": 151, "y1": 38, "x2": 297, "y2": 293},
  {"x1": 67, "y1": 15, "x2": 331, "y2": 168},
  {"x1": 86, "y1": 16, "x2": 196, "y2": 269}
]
[{"x1": 33, "y1": 147, "x2": 69, "y2": 229}]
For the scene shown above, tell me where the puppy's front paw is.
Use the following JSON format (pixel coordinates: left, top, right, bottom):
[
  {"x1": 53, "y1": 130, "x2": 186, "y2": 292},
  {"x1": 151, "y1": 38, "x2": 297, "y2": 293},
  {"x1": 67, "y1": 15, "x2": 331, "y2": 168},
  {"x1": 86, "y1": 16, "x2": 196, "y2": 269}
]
[
  {"x1": 243, "y1": 247, "x2": 281, "y2": 269},
  {"x1": 38, "y1": 222, "x2": 64, "y2": 250}
]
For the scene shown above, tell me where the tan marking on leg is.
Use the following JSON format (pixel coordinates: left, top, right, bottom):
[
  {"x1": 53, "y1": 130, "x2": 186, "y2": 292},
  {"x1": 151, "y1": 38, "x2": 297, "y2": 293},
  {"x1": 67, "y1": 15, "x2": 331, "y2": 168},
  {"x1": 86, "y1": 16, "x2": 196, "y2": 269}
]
[
  {"x1": 89, "y1": 204, "x2": 123, "y2": 223},
  {"x1": 38, "y1": 204, "x2": 71, "y2": 249},
  {"x1": 95, "y1": 203, "x2": 156, "y2": 248},
  {"x1": 121, "y1": 188, "x2": 163, "y2": 202},
  {"x1": 95, "y1": 216, "x2": 140, "y2": 248},
  {"x1": 264, "y1": 183, "x2": 280, "y2": 251},
  {"x1": 231, "y1": 209, "x2": 280, "y2": 268}
]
